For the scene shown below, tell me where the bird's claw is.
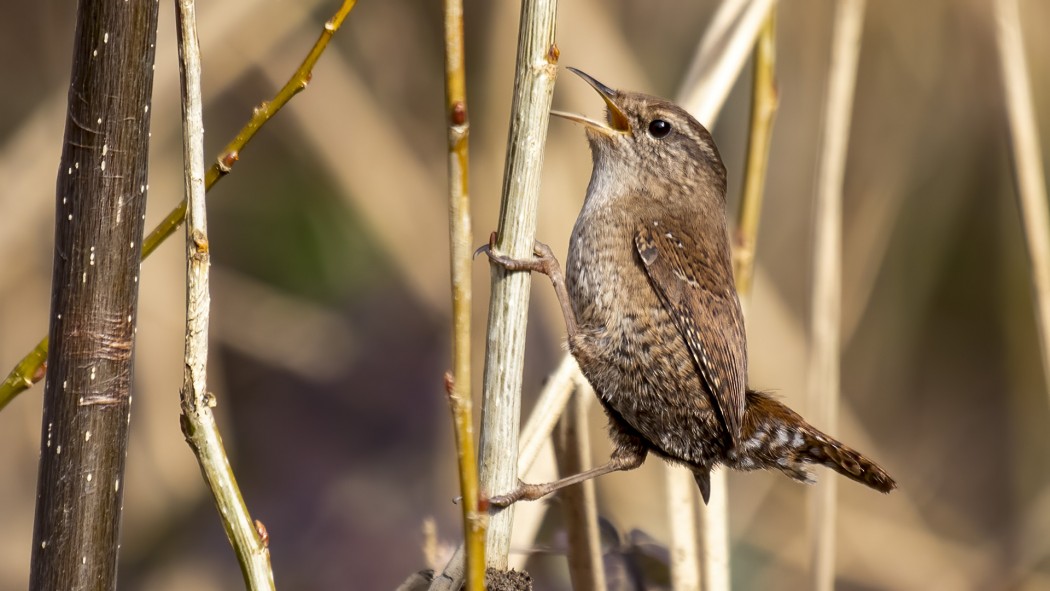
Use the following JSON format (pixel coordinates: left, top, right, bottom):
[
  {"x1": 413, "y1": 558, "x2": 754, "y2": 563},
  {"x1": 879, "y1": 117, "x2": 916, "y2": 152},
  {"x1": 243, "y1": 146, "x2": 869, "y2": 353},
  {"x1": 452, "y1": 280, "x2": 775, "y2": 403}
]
[
  {"x1": 486, "y1": 492, "x2": 519, "y2": 510},
  {"x1": 487, "y1": 479, "x2": 544, "y2": 509},
  {"x1": 472, "y1": 231, "x2": 498, "y2": 260},
  {"x1": 476, "y1": 231, "x2": 559, "y2": 277}
]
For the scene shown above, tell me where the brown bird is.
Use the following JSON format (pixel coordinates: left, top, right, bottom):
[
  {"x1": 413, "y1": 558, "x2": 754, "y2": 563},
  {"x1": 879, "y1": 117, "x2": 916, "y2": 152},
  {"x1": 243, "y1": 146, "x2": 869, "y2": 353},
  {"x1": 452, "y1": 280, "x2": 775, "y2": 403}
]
[{"x1": 483, "y1": 68, "x2": 895, "y2": 506}]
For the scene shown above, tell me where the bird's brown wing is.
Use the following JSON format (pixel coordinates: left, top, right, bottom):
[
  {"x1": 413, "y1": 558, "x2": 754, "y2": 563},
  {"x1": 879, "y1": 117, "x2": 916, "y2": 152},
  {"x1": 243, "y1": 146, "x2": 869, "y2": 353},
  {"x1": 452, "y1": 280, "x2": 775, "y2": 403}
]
[{"x1": 635, "y1": 222, "x2": 747, "y2": 448}]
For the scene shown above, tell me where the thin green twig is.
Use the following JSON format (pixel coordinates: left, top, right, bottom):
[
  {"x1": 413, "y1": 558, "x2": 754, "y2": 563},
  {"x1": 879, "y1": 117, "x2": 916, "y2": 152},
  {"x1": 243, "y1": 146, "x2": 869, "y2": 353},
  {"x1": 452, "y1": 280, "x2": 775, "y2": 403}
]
[
  {"x1": 734, "y1": 9, "x2": 778, "y2": 299},
  {"x1": 0, "y1": 0, "x2": 358, "y2": 413},
  {"x1": 442, "y1": 0, "x2": 485, "y2": 587}
]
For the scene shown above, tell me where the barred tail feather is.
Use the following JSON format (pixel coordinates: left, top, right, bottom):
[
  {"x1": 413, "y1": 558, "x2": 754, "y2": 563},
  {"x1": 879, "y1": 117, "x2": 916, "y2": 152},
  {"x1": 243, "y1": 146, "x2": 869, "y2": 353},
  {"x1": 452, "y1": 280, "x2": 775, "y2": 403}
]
[
  {"x1": 801, "y1": 429, "x2": 897, "y2": 493},
  {"x1": 734, "y1": 390, "x2": 897, "y2": 494}
]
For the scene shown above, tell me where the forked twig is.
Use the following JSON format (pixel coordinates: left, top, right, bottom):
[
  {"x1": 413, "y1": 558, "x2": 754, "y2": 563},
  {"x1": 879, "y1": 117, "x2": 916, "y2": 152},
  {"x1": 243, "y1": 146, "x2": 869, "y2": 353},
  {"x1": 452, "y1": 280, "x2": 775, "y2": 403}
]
[
  {"x1": 144, "y1": 0, "x2": 358, "y2": 260},
  {"x1": 0, "y1": 0, "x2": 359, "y2": 412}
]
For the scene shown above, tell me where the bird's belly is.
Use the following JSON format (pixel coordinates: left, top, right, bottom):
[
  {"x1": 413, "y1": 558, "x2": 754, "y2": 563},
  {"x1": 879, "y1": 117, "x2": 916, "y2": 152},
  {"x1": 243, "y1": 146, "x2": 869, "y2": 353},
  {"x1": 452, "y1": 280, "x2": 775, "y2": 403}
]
[{"x1": 567, "y1": 265, "x2": 727, "y2": 466}]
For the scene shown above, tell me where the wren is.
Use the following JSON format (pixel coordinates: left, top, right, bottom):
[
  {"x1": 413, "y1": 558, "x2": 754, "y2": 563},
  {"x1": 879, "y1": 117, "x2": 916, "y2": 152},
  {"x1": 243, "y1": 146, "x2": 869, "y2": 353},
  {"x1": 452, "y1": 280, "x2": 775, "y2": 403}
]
[{"x1": 483, "y1": 68, "x2": 896, "y2": 506}]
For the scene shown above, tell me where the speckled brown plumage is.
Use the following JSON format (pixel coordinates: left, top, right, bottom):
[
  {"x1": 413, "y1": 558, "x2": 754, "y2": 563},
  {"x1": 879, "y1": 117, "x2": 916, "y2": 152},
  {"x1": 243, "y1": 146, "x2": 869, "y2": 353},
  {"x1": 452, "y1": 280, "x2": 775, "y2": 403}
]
[{"x1": 485, "y1": 69, "x2": 895, "y2": 507}]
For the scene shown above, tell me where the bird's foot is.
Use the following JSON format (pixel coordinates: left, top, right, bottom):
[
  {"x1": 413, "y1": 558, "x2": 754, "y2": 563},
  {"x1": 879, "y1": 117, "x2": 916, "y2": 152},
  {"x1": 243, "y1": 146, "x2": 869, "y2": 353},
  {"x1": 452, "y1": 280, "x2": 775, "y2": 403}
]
[
  {"x1": 487, "y1": 479, "x2": 551, "y2": 509},
  {"x1": 476, "y1": 231, "x2": 578, "y2": 337},
  {"x1": 487, "y1": 448, "x2": 647, "y2": 510},
  {"x1": 475, "y1": 232, "x2": 560, "y2": 278}
]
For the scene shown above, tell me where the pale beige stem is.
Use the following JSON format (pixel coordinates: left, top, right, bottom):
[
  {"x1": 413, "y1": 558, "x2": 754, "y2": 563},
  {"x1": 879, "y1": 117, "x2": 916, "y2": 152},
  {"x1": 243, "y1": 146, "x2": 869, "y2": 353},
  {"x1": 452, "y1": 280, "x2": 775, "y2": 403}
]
[
  {"x1": 555, "y1": 384, "x2": 606, "y2": 591},
  {"x1": 677, "y1": 0, "x2": 777, "y2": 127},
  {"x1": 670, "y1": 3, "x2": 780, "y2": 589},
  {"x1": 476, "y1": 0, "x2": 559, "y2": 569},
  {"x1": 807, "y1": 1, "x2": 866, "y2": 590},
  {"x1": 666, "y1": 467, "x2": 702, "y2": 591},
  {"x1": 993, "y1": 0, "x2": 1050, "y2": 401},
  {"x1": 431, "y1": 357, "x2": 579, "y2": 590},
  {"x1": 175, "y1": 0, "x2": 274, "y2": 588}
]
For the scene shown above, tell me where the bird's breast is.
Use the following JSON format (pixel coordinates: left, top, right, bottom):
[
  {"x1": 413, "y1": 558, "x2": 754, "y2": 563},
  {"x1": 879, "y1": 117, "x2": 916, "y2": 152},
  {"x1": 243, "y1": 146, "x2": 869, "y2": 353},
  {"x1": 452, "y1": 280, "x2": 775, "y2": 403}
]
[
  {"x1": 565, "y1": 207, "x2": 686, "y2": 379},
  {"x1": 565, "y1": 207, "x2": 724, "y2": 466},
  {"x1": 566, "y1": 209, "x2": 654, "y2": 329}
]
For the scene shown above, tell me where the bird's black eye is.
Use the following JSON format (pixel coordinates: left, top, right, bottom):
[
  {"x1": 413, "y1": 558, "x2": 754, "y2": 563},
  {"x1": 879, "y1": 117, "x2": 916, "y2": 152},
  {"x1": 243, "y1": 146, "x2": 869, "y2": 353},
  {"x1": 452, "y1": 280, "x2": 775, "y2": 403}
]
[{"x1": 648, "y1": 119, "x2": 672, "y2": 139}]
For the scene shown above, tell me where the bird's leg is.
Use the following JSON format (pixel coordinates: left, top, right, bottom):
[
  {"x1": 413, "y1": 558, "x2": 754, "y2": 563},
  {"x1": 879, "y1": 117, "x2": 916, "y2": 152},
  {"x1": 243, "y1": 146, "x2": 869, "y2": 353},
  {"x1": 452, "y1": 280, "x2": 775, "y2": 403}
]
[
  {"x1": 488, "y1": 445, "x2": 647, "y2": 508},
  {"x1": 476, "y1": 232, "x2": 578, "y2": 338}
]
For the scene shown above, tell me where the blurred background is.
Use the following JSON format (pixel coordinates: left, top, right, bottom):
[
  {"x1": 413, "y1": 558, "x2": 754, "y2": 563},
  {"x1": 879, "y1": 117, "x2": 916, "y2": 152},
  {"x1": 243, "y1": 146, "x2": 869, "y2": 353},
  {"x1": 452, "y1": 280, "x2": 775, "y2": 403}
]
[{"x1": 1, "y1": 0, "x2": 1049, "y2": 588}]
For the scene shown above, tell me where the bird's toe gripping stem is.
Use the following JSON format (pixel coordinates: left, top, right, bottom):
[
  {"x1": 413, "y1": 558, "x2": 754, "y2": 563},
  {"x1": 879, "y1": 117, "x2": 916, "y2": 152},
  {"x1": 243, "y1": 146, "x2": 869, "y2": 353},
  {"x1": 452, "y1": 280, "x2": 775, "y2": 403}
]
[
  {"x1": 476, "y1": 231, "x2": 578, "y2": 337},
  {"x1": 475, "y1": 231, "x2": 560, "y2": 277}
]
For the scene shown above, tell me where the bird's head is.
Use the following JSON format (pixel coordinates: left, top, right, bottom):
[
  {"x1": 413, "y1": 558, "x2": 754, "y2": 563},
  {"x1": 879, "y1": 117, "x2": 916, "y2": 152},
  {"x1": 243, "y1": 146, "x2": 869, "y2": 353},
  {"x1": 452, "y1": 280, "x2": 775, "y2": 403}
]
[{"x1": 553, "y1": 68, "x2": 727, "y2": 204}]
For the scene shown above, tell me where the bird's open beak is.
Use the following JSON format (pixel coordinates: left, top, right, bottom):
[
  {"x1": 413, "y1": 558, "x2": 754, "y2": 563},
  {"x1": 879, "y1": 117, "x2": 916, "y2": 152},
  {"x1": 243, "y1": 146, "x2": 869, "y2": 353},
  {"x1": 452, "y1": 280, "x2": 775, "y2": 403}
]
[{"x1": 551, "y1": 67, "x2": 631, "y2": 137}]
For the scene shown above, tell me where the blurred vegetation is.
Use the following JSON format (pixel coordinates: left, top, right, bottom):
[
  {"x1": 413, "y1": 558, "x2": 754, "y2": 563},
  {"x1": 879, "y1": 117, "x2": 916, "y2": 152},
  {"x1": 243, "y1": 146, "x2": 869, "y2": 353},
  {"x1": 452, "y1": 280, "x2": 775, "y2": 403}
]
[{"x1": 1, "y1": 0, "x2": 1049, "y2": 589}]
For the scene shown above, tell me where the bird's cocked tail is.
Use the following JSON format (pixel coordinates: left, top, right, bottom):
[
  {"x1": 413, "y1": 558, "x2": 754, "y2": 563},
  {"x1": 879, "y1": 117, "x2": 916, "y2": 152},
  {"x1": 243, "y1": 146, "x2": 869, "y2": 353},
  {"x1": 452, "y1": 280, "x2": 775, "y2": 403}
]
[{"x1": 726, "y1": 390, "x2": 897, "y2": 493}]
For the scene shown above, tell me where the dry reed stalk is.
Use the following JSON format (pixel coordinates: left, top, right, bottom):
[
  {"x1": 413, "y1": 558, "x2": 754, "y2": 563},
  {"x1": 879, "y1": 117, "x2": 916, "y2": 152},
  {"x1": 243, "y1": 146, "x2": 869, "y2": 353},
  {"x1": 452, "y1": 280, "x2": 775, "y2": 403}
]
[
  {"x1": 993, "y1": 0, "x2": 1050, "y2": 401},
  {"x1": 807, "y1": 1, "x2": 866, "y2": 589},
  {"x1": 670, "y1": 3, "x2": 779, "y2": 589},
  {"x1": 475, "y1": 0, "x2": 559, "y2": 568},
  {"x1": 555, "y1": 384, "x2": 606, "y2": 591},
  {"x1": 174, "y1": 0, "x2": 274, "y2": 588}
]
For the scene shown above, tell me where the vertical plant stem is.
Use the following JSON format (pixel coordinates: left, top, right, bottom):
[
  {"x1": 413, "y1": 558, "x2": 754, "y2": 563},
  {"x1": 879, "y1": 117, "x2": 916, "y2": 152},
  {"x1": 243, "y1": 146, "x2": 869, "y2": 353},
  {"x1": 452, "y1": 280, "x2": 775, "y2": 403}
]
[
  {"x1": 477, "y1": 0, "x2": 558, "y2": 568},
  {"x1": 175, "y1": 0, "x2": 274, "y2": 588},
  {"x1": 666, "y1": 466, "x2": 702, "y2": 591},
  {"x1": 993, "y1": 0, "x2": 1050, "y2": 399},
  {"x1": 0, "y1": 0, "x2": 359, "y2": 412},
  {"x1": 442, "y1": 0, "x2": 485, "y2": 588},
  {"x1": 734, "y1": 10, "x2": 779, "y2": 299},
  {"x1": 670, "y1": 5, "x2": 779, "y2": 590},
  {"x1": 440, "y1": 1, "x2": 774, "y2": 586},
  {"x1": 430, "y1": 356, "x2": 579, "y2": 591},
  {"x1": 696, "y1": 470, "x2": 729, "y2": 591},
  {"x1": 555, "y1": 384, "x2": 605, "y2": 591},
  {"x1": 677, "y1": 0, "x2": 777, "y2": 126},
  {"x1": 507, "y1": 363, "x2": 583, "y2": 572},
  {"x1": 689, "y1": 13, "x2": 780, "y2": 591},
  {"x1": 29, "y1": 1, "x2": 159, "y2": 588},
  {"x1": 807, "y1": 1, "x2": 866, "y2": 590},
  {"x1": 518, "y1": 355, "x2": 580, "y2": 470}
]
